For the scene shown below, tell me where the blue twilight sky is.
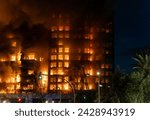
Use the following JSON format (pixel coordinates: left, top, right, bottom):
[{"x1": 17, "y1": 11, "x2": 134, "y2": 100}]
[{"x1": 115, "y1": 0, "x2": 150, "y2": 72}]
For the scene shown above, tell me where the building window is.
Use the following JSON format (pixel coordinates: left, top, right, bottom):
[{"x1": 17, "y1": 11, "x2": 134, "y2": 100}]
[
  {"x1": 51, "y1": 62, "x2": 57, "y2": 67},
  {"x1": 58, "y1": 55, "x2": 63, "y2": 60},
  {"x1": 64, "y1": 55, "x2": 69, "y2": 60},
  {"x1": 65, "y1": 33, "x2": 69, "y2": 38},
  {"x1": 84, "y1": 48, "x2": 90, "y2": 54},
  {"x1": 90, "y1": 49, "x2": 93, "y2": 54},
  {"x1": 10, "y1": 55, "x2": 16, "y2": 61},
  {"x1": 58, "y1": 77, "x2": 62, "y2": 82},
  {"x1": 58, "y1": 48, "x2": 63, "y2": 53},
  {"x1": 88, "y1": 56, "x2": 93, "y2": 61},
  {"x1": 58, "y1": 26, "x2": 63, "y2": 31},
  {"x1": 64, "y1": 62, "x2": 69, "y2": 67},
  {"x1": 90, "y1": 44, "x2": 93, "y2": 47},
  {"x1": 51, "y1": 48, "x2": 57, "y2": 53},
  {"x1": 105, "y1": 64, "x2": 109, "y2": 69},
  {"x1": 105, "y1": 72, "x2": 109, "y2": 76},
  {"x1": 58, "y1": 68, "x2": 63, "y2": 75},
  {"x1": 65, "y1": 26, "x2": 70, "y2": 31},
  {"x1": 84, "y1": 34, "x2": 94, "y2": 40},
  {"x1": 101, "y1": 64, "x2": 105, "y2": 69},
  {"x1": 59, "y1": 33, "x2": 63, "y2": 38},
  {"x1": 11, "y1": 41, "x2": 17, "y2": 47},
  {"x1": 50, "y1": 77, "x2": 56, "y2": 82},
  {"x1": 63, "y1": 83, "x2": 69, "y2": 90},
  {"x1": 51, "y1": 55, "x2": 57, "y2": 60},
  {"x1": 64, "y1": 76, "x2": 69, "y2": 81},
  {"x1": 89, "y1": 84, "x2": 93, "y2": 90},
  {"x1": 52, "y1": 33, "x2": 57, "y2": 38},
  {"x1": 64, "y1": 48, "x2": 69, "y2": 53},
  {"x1": 89, "y1": 34, "x2": 94, "y2": 40},
  {"x1": 51, "y1": 26, "x2": 57, "y2": 31},
  {"x1": 28, "y1": 70, "x2": 34, "y2": 75},
  {"x1": 58, "y1": 41, "x2": 63, "y2": 45},
  {"x1": 0, "y1": 57, "x2": 6, "y2": 62},
  {"x1": 58, "y1": 62, "x2": 63, "y2": 67},
  {"x1": 50, "y1": 69, "x2": 55, "y2": 75},
  {"x1": 39, "y1": 57, "x2": 44, "y2": 61},
  {"x1": 28, "y1": 53, "x2": 36, "y2": 60}
]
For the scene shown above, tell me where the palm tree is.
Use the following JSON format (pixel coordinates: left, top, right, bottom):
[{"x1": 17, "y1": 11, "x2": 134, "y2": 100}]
[
  {"x1": 131, "y1": 51, "x2": 150, "y2": 102},
  {"x1": 133, "y1": 51, "x2": 150, "y2": 78}
]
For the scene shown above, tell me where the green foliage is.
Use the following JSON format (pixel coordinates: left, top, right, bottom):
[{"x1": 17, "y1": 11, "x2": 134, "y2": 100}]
[
  {"x1": 126, "y1": 51, "x2": 150, "y2": 103},
  {"x1": 110, "y1": 51, "x2": 150, "y2": 103}
]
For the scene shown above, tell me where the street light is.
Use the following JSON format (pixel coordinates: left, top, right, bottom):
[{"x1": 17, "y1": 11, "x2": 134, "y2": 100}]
[{"x1": 97, "y1": 71, "x2": 101, "y2": 103}]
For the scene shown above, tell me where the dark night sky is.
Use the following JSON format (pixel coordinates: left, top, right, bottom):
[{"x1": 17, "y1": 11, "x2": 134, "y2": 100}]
[{"x1": 115, "y1": 0, "x2": 150, "y2": 72}]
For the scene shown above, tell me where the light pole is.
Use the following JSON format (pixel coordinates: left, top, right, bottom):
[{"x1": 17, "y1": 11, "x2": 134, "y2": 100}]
[
  {"x1": 97, "y1": 71, "x2": 101, "y2": 103},
  {"x1": 64, "y1": 79, "x2": 76, "y2": 103},
  {"x1": 57, "y1": 87, "x2": 61, "y2": 103}
]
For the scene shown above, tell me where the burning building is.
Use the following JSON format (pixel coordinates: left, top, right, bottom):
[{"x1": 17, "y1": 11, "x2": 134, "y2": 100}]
[
  {"x1": 0, "y1": 30, "x2": 21, "y2": 93},
  {"x1": 0, "y1": 0, "x2": 114, "y2": 94},
  {"x1": 46, "y1": 14, "x2": 114, "y2": 93}
]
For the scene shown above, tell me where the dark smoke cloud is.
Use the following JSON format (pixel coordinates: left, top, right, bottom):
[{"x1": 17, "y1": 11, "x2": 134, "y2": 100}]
[
  {"x1": 0, "y1": 0, "x2": 41, "y2": 26},
  {"x1": 0, "y1": 0, "x2": 113, "y2": 27}
]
